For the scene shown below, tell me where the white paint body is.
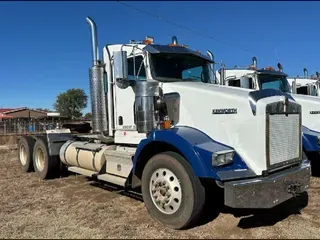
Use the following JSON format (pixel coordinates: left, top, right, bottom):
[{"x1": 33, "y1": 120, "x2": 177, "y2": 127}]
[
  {"x1": 287, "y1": 77, "x2": 319, "y2": 96},
  {"x1": 101, "y1": 44, "x2": 299, "y2": 175},
  {"x1": 216, "y1": 69, "x2": 320, "y2": 133},
  {"x1": 287, "y1": 78, "x2": 318, "y2": 88}
]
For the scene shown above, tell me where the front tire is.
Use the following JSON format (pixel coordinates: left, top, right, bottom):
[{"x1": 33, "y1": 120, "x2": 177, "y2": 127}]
[
  {"x1": 141, "y1": 151, "x2": 206, "y2": 229},
  {"x1": 32, "y1": 137, "x2": 59, "y2": 179}
]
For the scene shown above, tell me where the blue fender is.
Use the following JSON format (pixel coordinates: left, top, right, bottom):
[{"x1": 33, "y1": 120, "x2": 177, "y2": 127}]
[
  {"x1": 302, "y1": 126, "x2": 320, "y2": 152},
  {"x1": 132, "y1": 126, "x2": 252, "y2": 180}
]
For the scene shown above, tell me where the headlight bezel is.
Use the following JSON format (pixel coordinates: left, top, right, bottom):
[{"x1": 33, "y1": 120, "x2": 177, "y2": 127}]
[{"x1": 212, "y1": 149, "x2": 235, "y2": 167}]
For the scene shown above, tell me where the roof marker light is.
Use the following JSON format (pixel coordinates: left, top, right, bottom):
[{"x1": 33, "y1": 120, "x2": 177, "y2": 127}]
[{"x1": 143, "y1": 36, "x2": 154, "y2": 44}]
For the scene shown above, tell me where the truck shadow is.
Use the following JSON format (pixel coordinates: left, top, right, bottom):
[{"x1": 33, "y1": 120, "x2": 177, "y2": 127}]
[
  {"x1": 229, "y1": 192, "x2": 309, "y2": 229},
  {"x1": 89, "y1": 180, "x2": 144, "y2": 202},
  {"x1": 196, "y1": 191, "x2": 308, "y2": 229},
  {"x1": 87, "y1": 178, "x2": 309, "y2": 230}
]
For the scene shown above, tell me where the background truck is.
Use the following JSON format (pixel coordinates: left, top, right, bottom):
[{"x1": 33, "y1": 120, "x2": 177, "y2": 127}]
[
  {"x1": 208, "y1": 52, "x2": 320, "y2": 175},
  {"x1": 17, "y1": 17, "x2": 311, "y2": 230},
  {"x1": 286, "y1": 68, "x2": 320, "y2": 96}
]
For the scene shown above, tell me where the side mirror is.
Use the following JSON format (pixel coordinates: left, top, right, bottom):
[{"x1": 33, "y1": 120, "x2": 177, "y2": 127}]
[
  {"x1": 307, "y1": 84, "x2": 314, "y2": 96},
  {"x1": 240, "y1": 76, "x2": 250, "y2": 89},
  {"x1": 113, "y1": 50, "x2": 130, "y2": 89}
]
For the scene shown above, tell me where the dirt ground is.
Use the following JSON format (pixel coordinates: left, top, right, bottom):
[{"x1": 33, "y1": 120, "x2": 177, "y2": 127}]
[{"x1": 1, "y1": 149, "x2": 320, "y2": 239}]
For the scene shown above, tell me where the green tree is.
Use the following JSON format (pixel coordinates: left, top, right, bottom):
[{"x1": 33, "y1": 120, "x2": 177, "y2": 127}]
[
  {"x1": 84, "y1": 112, "x2": 92, "y2": 119},
  {"x1": 53, "y1": 88, "x2": 88, "y2": 119}
]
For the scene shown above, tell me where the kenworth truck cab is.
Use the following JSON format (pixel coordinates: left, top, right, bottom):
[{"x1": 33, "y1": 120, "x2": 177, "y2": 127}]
[
  {"x1": 287, "y1": 68, "x2": 320, "y2": 96},
  {"x1": 17, "y1": 17, "x2": 310, "y2": 230},
  {"x1": 207, "y1": 52, "x2": 320, "y2": 174}
]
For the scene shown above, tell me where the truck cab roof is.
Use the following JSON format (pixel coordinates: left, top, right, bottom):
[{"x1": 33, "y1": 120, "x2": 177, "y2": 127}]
[{"x1": 105, "y1": 43, "x2": 214, "y2": 63}]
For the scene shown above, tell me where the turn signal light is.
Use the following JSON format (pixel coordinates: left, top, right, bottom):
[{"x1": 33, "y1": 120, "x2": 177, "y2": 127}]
[{"x1": 161, "y1": 120, "x2": 171, "y2": 129}]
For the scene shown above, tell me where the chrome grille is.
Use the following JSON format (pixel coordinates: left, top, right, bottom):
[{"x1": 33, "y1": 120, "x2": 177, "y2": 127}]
[
  {"x1": 266, "y1": 100, "x2": 302, "y2": 170},
  {"x1": 269, "y1": 114, "x2": 300, "y2": 165}
]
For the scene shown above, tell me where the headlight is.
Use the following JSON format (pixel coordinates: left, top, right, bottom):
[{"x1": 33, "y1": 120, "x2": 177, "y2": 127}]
[{"x1": 212, "y1": 150, "x2": 235, "y2": 167}]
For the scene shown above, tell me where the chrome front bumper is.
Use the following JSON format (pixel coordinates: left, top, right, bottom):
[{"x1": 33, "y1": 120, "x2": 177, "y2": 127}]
[{"x1": 224, "y1": 160, "x2": 311, "y2": 209}]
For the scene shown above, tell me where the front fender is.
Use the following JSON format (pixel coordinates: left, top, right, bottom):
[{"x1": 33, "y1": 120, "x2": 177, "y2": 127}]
[
  {"x1": 133, "y1": 126, "x2": 250, "y2": 180},
  {"x1": 302, "y1": 126, "x2": 320, "y2": 152}
]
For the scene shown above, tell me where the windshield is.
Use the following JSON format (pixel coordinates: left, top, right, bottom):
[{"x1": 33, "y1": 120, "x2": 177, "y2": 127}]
[
  {"x1": 296, "y1": 85, "x2": 317, "y2": 96},
  {"x1": 150, "y1": 53, "x2": 211, "y2": 83},
  {"x1": 257, "y1": 74, "x2": 291, "y2": 93}
]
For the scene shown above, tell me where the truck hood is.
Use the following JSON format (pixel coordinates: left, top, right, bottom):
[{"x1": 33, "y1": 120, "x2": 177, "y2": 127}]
[
  {"x1": 159, "y1": 81, "x2": 292, "y2": 175},
  {"x1": 291, "y1": 93, "x2": 320, "y2": 133}
]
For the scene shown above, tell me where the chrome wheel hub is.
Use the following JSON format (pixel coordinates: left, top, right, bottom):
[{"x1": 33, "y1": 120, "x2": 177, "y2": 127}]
[
  {"x1": 35, "y1": 148, "x2": 45, "y2": 171},
  {"x1": 19, "y1": 145, "x2": 27, "y2": 165},
  {"x1": 149, "y1": 168, "x2": 182, "y2": 215}
]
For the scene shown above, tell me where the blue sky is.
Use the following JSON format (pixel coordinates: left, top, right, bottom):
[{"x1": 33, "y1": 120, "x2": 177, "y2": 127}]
[{"x1": 1, "y1": 1, "x2": 319, "y2": 113}]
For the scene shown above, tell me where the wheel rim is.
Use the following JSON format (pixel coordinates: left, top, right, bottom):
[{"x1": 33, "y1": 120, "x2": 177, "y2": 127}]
[
  {"x1": 149, "y1": 168, "x2": 182, "y2": 215},
  {"x1": 19, "y1": 145, "x2": 27, "y2": 166},
  {"x1": 35, "y1": 147, "x2": 45, "y2": 172}
]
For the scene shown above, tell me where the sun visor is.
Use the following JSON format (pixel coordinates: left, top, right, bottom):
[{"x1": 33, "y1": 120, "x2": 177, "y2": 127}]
[{"x1": 143, "y1": 44, "x2": 214, "y2": 63}]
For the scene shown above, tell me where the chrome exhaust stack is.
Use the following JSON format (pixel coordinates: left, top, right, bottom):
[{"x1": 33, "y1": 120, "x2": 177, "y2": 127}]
[
  {"x1": 252, "y1": 57, "x2": 257, "y2": 69},
  {"x1": 172, "y1": 36, "x2": 178, "y2": 45},
  {"x1": 86, "y1": 16, "x2": 108, "y2": 135},
  {"x1": 303, "y1": 68, "x2": 308, "y2": 79}
]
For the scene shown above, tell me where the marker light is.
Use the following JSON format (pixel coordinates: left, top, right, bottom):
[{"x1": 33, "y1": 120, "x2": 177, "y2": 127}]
[
  {"x1": 264, "y1": 66, "x2": 275, "y2": 71},
  {"x1": 161, "y1": 120, "x2": 171, "y2": 129},
  {"x1": 248, "y1": 64, "x2": 257, "y2": 70},
  {"x1": 143, "y1": 36, "x2": 154, "y2": 44}
]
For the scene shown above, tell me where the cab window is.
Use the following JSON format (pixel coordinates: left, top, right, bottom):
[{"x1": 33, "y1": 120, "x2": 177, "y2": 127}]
[{"x1": 127, "y1": 56, "x2": 146, "y2": 80}]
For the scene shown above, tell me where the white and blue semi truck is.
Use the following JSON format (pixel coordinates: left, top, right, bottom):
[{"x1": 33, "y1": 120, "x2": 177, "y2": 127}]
[
  {"x1": 208, "y1": 52, "x2": 320, "y2": 176},
  {"x1": 17, "y1": 17, "x2": 311, "y2": 230}
]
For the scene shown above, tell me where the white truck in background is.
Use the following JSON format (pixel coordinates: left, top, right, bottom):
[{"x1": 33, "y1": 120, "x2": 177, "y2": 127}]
[
  {"x1": 286, "y1": 68, "x2": 320, "y2": 96},
  {"x1": 16, "y1": 17, "x2": 311, "y2": 230},
  {"x1": 207, "y1": 52, "x2": 320, "y2": 175}
]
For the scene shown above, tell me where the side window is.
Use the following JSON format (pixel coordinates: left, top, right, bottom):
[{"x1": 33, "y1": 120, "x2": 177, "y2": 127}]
[
  {"x1": 248, "y1": 77, "x2": 253, "y2": 89},
  {"x1": 127, "y1": 56, "x2": 147, "y2": 80},
  {"x1": 228, "y1": 79, "x2": 241, "y2": 87},
  {"x1": 297, "y1": 86, "x2": 308, "y2": 95}
]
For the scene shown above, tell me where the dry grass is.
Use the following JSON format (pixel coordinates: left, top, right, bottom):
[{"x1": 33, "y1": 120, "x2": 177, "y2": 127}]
[{"x1": 0, "y1": 149, "x2": 320, "y2": 239}]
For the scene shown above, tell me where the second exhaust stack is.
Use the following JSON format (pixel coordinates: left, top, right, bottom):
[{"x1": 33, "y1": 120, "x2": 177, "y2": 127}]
[
  {"x1": 303, "y1": 68, "x2": 308, "y2": 78},
  {"x1": 252, "y1": 57, "x2": 257, "y2": 69}
]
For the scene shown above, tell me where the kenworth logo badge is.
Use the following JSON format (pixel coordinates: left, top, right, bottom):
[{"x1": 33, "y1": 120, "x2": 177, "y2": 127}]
[
  {"x1": 310, "y1": 110, "x2": 320, "y2": 114},
  {"x1": 212, "y1": 108, "x2": 237, "y2": 114}
]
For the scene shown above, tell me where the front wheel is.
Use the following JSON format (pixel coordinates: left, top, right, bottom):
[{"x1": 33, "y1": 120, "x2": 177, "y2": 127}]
[{"x1": 141, "y1": 151, "x2": 206, "y2": 230}]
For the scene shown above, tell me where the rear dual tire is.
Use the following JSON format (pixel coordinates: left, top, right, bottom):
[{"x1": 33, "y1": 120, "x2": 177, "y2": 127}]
[
  {"x1": 18, "y1": 136, "x2": 35, "y2": 172},
  {"x1": 32, "y1": 137, "x2": 60, "y2": 179},
  {"x1": 141, "y1": 151, "x2": 206, "y2": 230}
]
